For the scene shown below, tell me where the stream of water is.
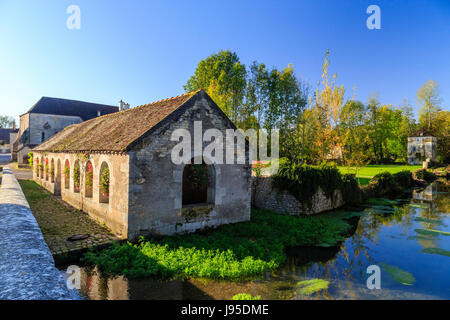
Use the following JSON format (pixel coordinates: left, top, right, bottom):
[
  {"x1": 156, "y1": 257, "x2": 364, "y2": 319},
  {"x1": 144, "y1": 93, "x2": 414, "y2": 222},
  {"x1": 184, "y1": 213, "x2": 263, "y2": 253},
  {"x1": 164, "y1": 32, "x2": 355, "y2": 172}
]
[{"x1": 77, "y1": 183, "x2": 449, "y2": 300}]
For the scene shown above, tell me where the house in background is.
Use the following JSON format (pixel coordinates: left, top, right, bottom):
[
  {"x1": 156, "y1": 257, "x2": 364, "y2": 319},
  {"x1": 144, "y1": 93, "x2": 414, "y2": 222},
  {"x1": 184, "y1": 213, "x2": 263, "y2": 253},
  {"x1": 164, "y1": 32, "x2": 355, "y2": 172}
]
[
  {"x1": 407, "y1": 129, "x2": 437, "y2": 165},
  {"x1": 12, "y1": 97, "x2": 119, "y2": 165},
  {"x1": 0, "y1": 123, "x2": 19, "y2": 154}
]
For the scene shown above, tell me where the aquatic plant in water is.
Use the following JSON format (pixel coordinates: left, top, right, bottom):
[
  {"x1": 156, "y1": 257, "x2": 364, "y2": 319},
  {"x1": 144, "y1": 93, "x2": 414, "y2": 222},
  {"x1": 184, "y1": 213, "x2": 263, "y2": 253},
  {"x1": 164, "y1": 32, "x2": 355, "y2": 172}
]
[
  {"x1": 297, "y1": 279, "x2": 330, "y2": 295},
  {"x1": 380, "y1": 263, "x2": 415, "y2": 286},
  {"x1": 420, "y1": 248, "x2": 450, "y2": 257},
  {"x1": 83, "y1": 209, "x2": 351, "y2": 280},
  {"x1": 414, "y1": 217, "x2": 446, "y2": 226},
  {"x1": 415, "y1": 229, "x2": 450, "y2": 237}
]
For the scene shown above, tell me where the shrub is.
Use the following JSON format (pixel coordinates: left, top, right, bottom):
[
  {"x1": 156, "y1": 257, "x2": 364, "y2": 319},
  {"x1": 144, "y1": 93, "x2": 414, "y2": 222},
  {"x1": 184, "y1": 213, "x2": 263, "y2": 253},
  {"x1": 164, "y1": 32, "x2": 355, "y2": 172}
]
[
  {"x1": 340, "y1": 174, "x2": 362, "y2": 205},
  {"x1": 27, "y1": 152, "x2": 33, "y2": 168},
  {"x1": 414, "y1": 169, "x2": 437, "y2": 183},
  {"x1": 393, "y1": 170, "x2": 413, "y2": 188},
  {"x1": 273, "y1": 161, "x2": 361, "y2": 208},
  {"x1": 232, "y1": 293, "x2": 261, "y2": 300},
  {"x1": 368, "y1": 172, "x2": 399, "y2": 195}
]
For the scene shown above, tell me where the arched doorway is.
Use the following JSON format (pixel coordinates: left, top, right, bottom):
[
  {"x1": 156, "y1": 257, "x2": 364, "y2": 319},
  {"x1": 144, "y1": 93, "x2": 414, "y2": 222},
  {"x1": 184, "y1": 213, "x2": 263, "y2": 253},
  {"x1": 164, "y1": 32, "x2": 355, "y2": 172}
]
[{"x1": 182, "y1": 159, "x2": 215, "y2": 206}]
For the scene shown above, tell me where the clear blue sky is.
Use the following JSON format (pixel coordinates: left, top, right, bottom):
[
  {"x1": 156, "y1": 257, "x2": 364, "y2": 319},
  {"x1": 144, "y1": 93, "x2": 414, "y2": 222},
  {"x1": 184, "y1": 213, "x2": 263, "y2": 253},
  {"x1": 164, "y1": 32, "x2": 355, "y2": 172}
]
[{"x1": 0, "y1": 0, "x2": 449, "y2": 124}]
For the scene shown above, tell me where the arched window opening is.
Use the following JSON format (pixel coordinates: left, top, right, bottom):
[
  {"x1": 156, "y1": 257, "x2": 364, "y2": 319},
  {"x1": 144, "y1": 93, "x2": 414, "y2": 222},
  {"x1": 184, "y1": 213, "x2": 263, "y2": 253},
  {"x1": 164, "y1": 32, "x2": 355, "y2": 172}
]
[
  {"x1": 85, "y1": 160, "x2": 93, "y2": 198},
  {"x1": 56, "y1": 159, "x2": 61, "y2": 195},
  {"x1": 50, "y1": 159, "x2": 55, "y2": 183},
  {"x1": 99, "y1": 162, "x2": 110, "y2": 204},
  {"x1": 45, "y1": 158, "x2": 49, "y2": 180},
  {"x1": 40, "y1": 157, "x2": 44, "y2": 178},
  {"x1": 64, "y1": 160, "x2": 70, "y2": 189},
  {"x1": 36, "y1": 158, "x2": 39, "y2": 177},
  {"x1": 182, "y1": 159, "x2": 215, "y2": 206},
  {"x1": 73, "y1": 160, "x2": 80, "y2": 193}
]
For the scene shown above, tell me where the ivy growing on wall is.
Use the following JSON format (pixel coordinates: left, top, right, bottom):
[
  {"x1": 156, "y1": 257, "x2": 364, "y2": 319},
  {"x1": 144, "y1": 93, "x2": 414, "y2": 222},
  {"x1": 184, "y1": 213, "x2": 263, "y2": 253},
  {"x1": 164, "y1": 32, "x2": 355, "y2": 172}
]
[
  {"x1": 272, "y1": 161, "x2": 361, "y2": 208},
  {"x1": 73, "y1": 165, "x2": 80, "y2": 192}
]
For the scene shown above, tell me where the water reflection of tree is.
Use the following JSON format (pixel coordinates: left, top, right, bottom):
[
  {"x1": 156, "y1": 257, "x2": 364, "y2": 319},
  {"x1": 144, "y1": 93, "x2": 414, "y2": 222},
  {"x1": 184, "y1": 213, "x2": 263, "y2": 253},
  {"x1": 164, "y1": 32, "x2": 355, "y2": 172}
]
[{"x1": 284, "y1": 196, "x2": 447, "y2": 299}]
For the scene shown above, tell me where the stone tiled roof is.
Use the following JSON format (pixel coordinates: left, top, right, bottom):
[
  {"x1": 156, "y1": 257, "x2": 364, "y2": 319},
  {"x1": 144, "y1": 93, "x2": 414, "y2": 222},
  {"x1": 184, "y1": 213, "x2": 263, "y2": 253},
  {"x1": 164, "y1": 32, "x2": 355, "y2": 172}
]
[
  {"x1": 24, "y1": 97, "x2": 119, "y2": 121},
  {"x1": 33, "y1": 90, "x2": 200, "y2": 153},
  {"x1": 409, "y1": 129, "x2": 435, "y2": 137}
]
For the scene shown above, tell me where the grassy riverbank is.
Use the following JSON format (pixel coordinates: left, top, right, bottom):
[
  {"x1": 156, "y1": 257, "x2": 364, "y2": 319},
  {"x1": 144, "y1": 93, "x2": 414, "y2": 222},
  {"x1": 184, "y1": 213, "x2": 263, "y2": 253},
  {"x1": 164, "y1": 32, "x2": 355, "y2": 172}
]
[
  {"x1": 84, "y1": 209, "x2": 351, "y2": 280},
  {"x1": 337, "y1": 165, "x2": 421, "y2": 185}
]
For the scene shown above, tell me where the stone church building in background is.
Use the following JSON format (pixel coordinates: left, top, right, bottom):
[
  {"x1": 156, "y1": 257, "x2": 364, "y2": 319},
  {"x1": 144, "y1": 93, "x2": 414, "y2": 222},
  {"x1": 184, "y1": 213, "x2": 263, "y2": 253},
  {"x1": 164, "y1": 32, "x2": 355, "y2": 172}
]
[
  {"x1": 12, "y1": 97, "x2": 119, "y2": 165},
  {"x1": 32, "y1": 90, "x2": 251, "y2": 240}
]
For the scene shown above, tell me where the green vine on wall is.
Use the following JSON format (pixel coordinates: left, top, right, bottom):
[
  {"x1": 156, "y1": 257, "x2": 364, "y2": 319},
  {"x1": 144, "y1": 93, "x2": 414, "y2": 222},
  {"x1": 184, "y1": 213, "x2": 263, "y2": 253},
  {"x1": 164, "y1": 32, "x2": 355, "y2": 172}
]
[
  {"x1": 73, "y1": 165, "x2": 80, "y2": 192},
  {"x1": 64, "y1": 163, "x2": 70, "y2": 179},
  {"x1": 28, "y1": 152, "x2": 33, "y2": 168},
  {"x1": 50, "y1": 161, "x2": 55, "y2": 182},
  {"x1": 85, "y1": 161, "x2": 93, "y2": 187},
  {"x1": 272, "y1": 161, "x2": 361, "y2": 209}
]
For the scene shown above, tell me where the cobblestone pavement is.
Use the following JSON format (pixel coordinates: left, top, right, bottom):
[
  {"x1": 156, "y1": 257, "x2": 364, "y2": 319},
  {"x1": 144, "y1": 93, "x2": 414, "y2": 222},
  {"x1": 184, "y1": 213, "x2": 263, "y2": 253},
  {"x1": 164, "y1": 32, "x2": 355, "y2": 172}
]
[{"x1": 18, "y1": 180, "x2": 120, "y2": 256}]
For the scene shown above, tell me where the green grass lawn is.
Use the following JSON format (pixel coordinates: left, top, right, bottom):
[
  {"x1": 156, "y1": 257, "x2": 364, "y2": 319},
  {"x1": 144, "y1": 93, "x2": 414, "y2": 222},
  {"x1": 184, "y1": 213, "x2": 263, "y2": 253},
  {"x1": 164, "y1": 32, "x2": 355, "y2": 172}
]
[{"x1": 337, "y1": 165, "x2": 421, "y2": 185}]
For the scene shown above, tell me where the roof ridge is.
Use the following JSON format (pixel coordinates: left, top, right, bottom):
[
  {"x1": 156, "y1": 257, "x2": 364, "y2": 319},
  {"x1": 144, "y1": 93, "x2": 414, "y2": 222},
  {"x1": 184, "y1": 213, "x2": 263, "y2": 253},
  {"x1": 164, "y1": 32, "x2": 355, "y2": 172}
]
[{"x1": 40, "y1": 96, "x2": 118, "y2": 108}]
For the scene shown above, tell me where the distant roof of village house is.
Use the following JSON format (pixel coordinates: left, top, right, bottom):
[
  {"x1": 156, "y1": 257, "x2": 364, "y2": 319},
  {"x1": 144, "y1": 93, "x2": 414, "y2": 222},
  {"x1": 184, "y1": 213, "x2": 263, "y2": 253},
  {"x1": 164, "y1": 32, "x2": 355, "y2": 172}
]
[
  {"x1": 33, "y1": 90, "x2": 203, "y2": 153},
  {"x1": 409, "y1": 129, "x2": 435, "y2": 137},
  {"x1": 23, "y1": 97, "x2": 119, "y2": 121},
  {"x1": 0, "y1": 128, "x2": 18, "y2": 144}
]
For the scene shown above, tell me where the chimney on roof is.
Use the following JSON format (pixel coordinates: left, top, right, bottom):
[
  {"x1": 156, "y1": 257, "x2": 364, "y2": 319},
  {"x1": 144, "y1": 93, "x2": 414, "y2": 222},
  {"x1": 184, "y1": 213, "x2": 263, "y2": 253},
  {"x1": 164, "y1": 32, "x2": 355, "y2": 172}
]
[
  {"x1": 119, "y1": 100, "x2": 130, "y2": 111},
  {"x1": 12, "y1": 120, "x2": 16, "y2": 130}
]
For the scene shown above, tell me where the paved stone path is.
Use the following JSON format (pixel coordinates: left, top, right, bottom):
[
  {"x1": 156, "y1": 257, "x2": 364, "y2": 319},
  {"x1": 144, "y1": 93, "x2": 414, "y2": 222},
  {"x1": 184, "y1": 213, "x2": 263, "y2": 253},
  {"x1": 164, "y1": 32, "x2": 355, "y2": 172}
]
[
  {"x1": 19, "y1": 180, "x2": 120, "y2": 256},
  {"x1": 0, "y1": 167, "x2": 80, "y2": 299}
]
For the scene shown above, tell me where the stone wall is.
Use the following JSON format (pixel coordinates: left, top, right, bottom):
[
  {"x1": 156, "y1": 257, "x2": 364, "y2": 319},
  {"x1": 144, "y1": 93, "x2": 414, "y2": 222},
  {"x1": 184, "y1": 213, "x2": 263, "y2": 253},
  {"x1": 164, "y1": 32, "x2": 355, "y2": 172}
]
[
  {"x1": 0, "y1": 167, "x2": 79, "y2": 299},
  {"x1": 407, "y1": 136, "x2": 437, "y2": 165},
  {"x1": 29, "y1": 113, "x2": 82, "y2": 145},
  {"x1": 252, "y1": 176, "x2": 344, "y2": 215},
  {"x1": 127, "y1": 92, "x2": 252, "y2": 240},
  {"x1": 32, "y1": 151, "x2": 130, "y2": 238}
]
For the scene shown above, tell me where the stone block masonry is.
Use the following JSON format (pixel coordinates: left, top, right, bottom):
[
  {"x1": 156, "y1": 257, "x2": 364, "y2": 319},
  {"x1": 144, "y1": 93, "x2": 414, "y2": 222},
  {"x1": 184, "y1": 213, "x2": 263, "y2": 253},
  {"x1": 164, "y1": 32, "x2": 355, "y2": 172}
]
[
  {"x1": 0, "y1": 167, "x2": 79, "y2": 299},
  {"x1": 252, "y1": 176, "x2": 344, "y2": 215}
]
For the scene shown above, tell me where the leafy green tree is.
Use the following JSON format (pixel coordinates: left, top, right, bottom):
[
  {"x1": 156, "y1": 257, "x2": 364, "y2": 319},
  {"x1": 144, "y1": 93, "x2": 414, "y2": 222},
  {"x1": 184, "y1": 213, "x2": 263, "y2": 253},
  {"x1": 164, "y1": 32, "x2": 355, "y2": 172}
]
[
  {"x1": 245, "y1": 61, "x2": 269, "y2": 129},
  {"x1": 0, "y1": 115, "x2": 14, "y2": 128},
  {"x1": 417, "y1": 80, "x2": 442, "y2": 131},
  {"x1": 340, "y1": 100, "x2": 370, "y2": 177},
  {"x1": 184, "y1": 50, "x2": 247, "y2": 123}
]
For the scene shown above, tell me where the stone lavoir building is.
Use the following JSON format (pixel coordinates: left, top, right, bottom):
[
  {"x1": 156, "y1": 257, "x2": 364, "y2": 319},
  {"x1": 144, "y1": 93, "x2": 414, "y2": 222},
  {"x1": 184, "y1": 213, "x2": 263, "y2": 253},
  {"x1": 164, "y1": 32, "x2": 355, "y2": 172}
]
[{"x1": 32, "y1": 90, "x2": 251, "y2": 240}]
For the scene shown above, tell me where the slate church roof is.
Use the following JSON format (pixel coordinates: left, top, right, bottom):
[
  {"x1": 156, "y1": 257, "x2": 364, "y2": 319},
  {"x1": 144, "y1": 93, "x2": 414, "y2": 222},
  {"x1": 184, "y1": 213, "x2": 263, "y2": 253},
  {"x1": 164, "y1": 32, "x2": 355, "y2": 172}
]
[
  {"x1": 23, "y1": 97, "x2": 119, "y2": 121},
  {"x1": 33, "y1": 90, "x2": 205, "y2": 153},
  {"x1": 0, "y1": 128, "x2": 18, "y2": 144}
]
